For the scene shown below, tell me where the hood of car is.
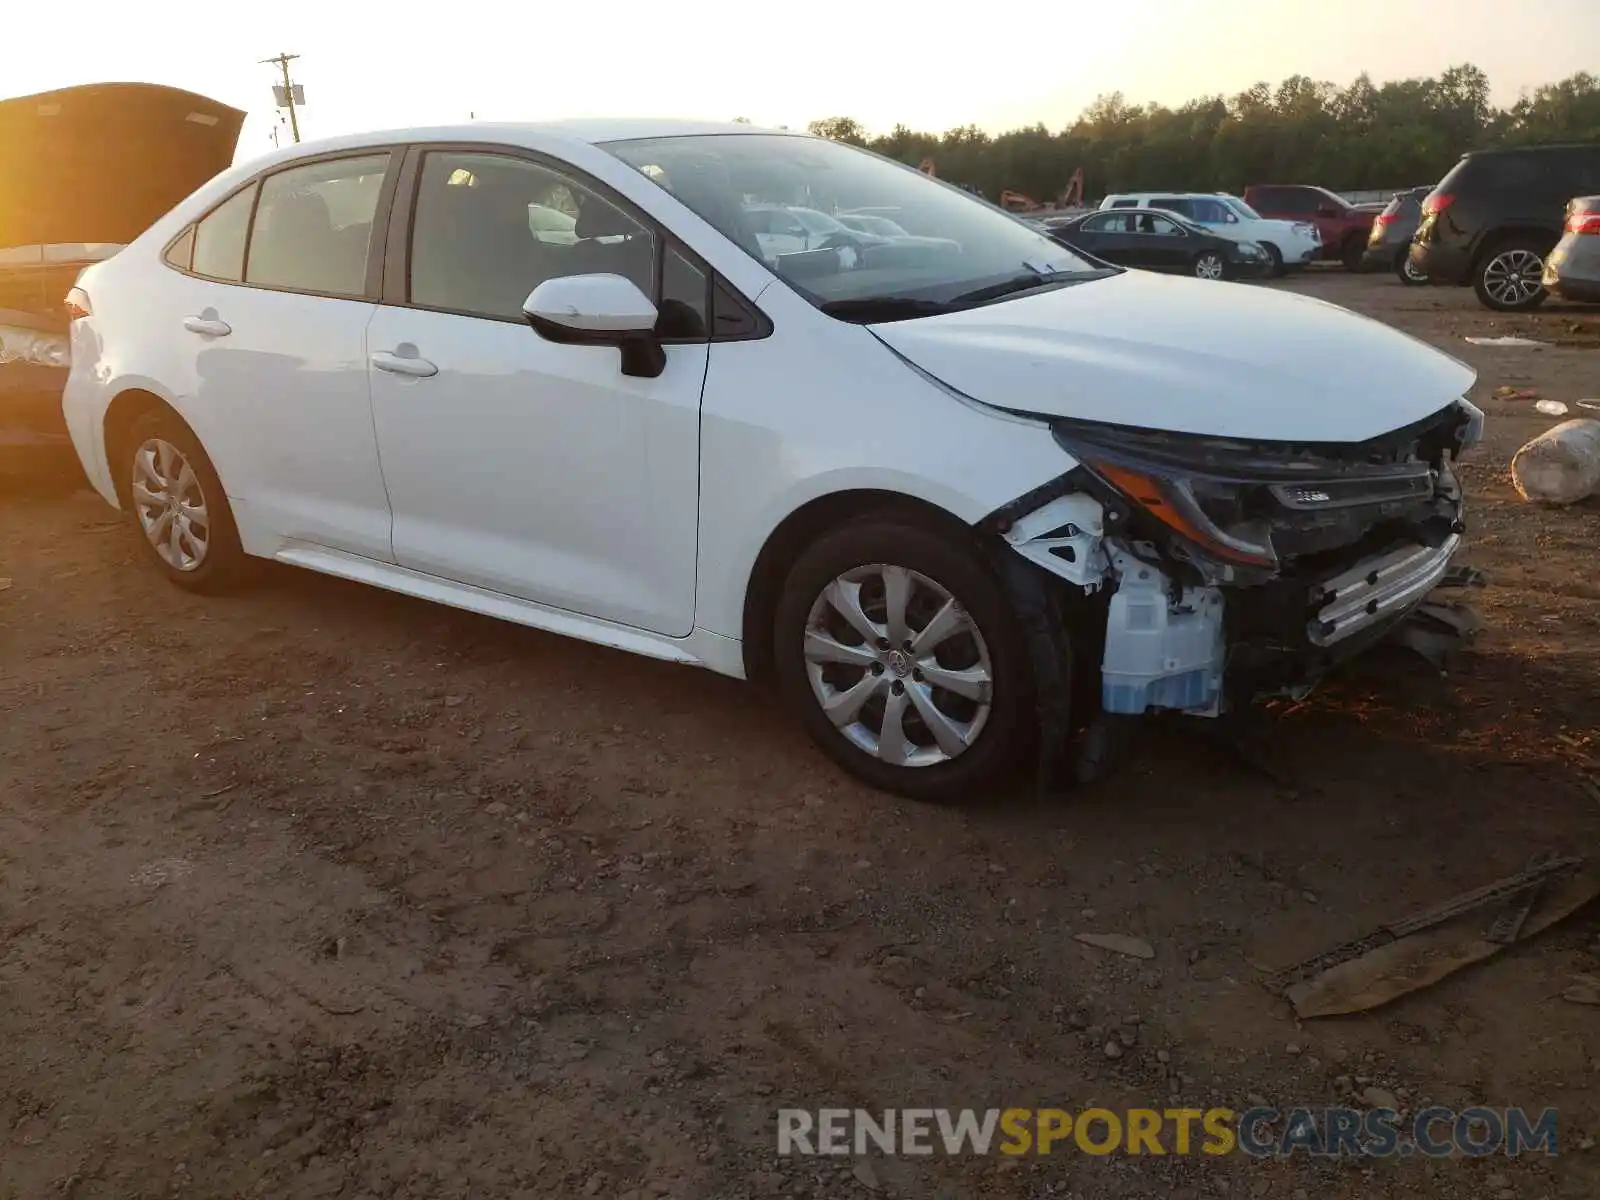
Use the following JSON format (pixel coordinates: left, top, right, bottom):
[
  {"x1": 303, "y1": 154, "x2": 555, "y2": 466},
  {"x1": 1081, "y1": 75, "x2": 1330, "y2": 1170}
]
[
  {"x1": 0, "y1": 82, "x2": 244, "y2": 254},
  {"x1": 870, "y1": 269, "x2": 1475, "y2": 443}
]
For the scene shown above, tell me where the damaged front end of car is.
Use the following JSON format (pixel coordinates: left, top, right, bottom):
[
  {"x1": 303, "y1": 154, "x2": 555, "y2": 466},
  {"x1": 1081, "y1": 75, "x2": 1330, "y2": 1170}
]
[{"x1": 981, "y1": 398, "x2": 1485, "y2": 784}]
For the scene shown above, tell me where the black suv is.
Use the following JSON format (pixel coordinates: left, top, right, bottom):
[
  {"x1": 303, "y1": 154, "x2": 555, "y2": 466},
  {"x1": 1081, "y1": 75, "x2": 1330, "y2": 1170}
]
[{"x1": 1410, "y1": 142, "x2": 1600, "y2": 311}]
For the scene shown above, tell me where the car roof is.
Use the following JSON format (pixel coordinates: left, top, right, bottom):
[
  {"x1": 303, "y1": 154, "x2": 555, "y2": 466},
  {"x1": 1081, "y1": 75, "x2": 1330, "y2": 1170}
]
[
  {"x1": 1463, "y1": 141, "x2": 1600, "y2": 158},
  {"x1": 251, "y1": 119, "x2": 794, "y2": 161}
]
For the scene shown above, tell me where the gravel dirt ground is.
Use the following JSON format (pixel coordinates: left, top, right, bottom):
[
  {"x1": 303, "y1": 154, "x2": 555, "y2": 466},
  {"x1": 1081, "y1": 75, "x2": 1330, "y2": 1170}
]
[{"x1": 2, "y1": 272, "x2": 1598, "y2": 1200}]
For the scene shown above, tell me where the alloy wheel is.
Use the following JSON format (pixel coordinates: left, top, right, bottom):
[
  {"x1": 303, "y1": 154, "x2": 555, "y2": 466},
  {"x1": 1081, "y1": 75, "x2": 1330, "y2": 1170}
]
[
  {"x1": 132, "y1": 438, "x2": 210, "y2": 572},
  {"x1": 1402, "y1": 256, "x2": 1428, "y2": 284},
  {"x1": 1482, "y1": 248, "x2": 1544, "y2": 307},
  {"x1": 1194, "y1": 253, "x2": 1225, "y2": 280},
  {"x1": 802, "y1": 563, "x2": 993, "y2": 767}
]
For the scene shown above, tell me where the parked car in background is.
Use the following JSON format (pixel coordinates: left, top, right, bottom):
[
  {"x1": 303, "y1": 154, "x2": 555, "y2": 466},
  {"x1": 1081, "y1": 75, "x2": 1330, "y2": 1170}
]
[
  {"x1": 0, "y1": 83, "x2": 243, "y2": 454},
  {"x1": 1099, "y1": 192, "x2": 1319, "y2": 276},
  {"x1": 1243, "y1": 184, "x2": 1385, "y2": 270},
  {"x1": 1542, "y1": 196, "x2": 1600, "y2": 304},
  {"x1": 835, "y1": 212, "x2": 912, "y2": 238},
  {"x1": 63, "y1": 121, "x2": 1482, "y2": 801},
  {"x1": 1410, "y1": 142, "x2": 1600, "y2": 311},
  {"x1": 746, "y1": 204, "x2": 961, "y2": 260},
  {"x1": 1044, "y1": 208, "x2": 1269, "y2": 279},
  {"x1": 1361, "y1": 186, "x2": 1433, "y2": 284}
]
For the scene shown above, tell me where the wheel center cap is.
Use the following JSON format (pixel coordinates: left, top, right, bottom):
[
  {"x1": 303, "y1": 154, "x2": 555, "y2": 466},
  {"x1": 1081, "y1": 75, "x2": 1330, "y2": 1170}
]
[{"x1": 886, "y1": 649, "x2": 911, "y2": 677}]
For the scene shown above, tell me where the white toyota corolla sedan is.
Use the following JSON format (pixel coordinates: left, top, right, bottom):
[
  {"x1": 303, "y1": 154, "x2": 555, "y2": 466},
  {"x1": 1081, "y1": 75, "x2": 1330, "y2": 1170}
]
[{"x1": 63, "y1": 120, "x2": 1482, "y2": 802}]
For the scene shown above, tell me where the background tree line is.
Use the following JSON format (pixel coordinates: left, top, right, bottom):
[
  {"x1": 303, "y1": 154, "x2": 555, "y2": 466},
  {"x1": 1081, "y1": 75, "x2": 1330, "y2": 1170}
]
[{"x1": 802, "y1": 65, "x2": 1600, "y2": 202}]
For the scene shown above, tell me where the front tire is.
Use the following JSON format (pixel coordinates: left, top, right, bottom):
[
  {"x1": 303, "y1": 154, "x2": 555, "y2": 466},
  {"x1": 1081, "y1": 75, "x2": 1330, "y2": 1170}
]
[
  {"x1": 1260, "y1": 242, "x2": 1284, "y2": 278},
  {"x1": 1340, "y1": 236, "x2": 1366, "y2": 272},
  {"x1": 124, "y1": 409, "x2": 249, "y2": 592},
  {"x1": 773, "y1": 515, "x2": 1035, "y2": 802},
  {"x1": 1474, "y1": 238, "x2": 1548, "y2": 312}
]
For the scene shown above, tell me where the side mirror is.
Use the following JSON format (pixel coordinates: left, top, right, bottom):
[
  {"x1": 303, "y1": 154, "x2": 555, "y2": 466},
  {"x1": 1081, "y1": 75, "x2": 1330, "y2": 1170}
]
[
  {"x1": 1316, "y1": 204, "x2": 1340, "y2": 218},
  {"x1": 523, "y1": 273, "x2": 665, "y2": 378}
]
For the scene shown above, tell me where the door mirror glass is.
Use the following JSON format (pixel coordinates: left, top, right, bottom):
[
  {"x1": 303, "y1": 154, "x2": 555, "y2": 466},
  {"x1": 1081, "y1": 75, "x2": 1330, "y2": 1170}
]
[{"x1": 524, "y1": 273, "x2": 658, "y2": 334}]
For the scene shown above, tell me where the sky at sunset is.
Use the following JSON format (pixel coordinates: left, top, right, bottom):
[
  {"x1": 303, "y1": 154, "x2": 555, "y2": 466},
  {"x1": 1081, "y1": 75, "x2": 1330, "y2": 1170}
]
[{"x1": 7, "y1": 0, "x2": 1598, "y2": 163}]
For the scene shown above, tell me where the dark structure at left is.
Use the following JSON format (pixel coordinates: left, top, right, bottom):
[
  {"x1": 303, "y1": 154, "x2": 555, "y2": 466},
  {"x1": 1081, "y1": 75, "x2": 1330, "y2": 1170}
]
[{"x1": 1, "y1": 82, "x2": 244, "y2": 450}]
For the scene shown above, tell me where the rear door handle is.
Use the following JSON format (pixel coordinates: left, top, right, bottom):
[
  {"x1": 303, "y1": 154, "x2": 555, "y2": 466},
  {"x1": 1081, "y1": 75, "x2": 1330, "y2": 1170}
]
[
  {"x1": 371, "y1": 349, "x2": 438, "y2": 378},
  {"x1": 182, "y1": 315, "x2": 231, "y2": 337}
]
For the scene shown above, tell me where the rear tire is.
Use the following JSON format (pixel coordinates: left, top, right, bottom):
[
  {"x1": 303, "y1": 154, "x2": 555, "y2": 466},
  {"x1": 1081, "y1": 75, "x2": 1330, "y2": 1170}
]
[
  {"x1": 1192, "y1": 251, "x2": 1226, "y2": 281},
  {"x1": 1396, "y1": 252, "x2": 1428, "y2": 286},
  {"x1": 773, "y1": 514, "x2": 1035, "y2": 803},
  {"x1": 1260, "y1": 242, "x2": 1284, "y2": 278},
  {"x1": 123, "y1": 409, "x2": 250, "y2": 593},
  {"x1": 1473, "y1": 237, "x2": 1549, "y2": 312}
]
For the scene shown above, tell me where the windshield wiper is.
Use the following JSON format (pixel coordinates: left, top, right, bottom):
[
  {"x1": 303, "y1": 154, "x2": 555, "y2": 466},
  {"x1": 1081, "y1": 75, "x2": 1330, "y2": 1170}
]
[
  {"x1": 952, "y1": 270, "x2": 1095, "y2": 306},
  {"x1": 819, "y1": 296, "x2": 954, "y2": 323}
]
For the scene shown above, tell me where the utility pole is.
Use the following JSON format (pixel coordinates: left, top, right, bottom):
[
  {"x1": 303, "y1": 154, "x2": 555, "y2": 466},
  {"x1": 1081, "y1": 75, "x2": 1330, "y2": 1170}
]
[{"x1": 261, "y1": 52, "x2": 301, "y2": 143}]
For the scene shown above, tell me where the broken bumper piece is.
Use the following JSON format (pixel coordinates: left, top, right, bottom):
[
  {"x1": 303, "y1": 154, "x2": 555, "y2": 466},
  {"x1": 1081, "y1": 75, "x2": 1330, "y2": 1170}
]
[{"x1": 1307, "y1": 534, "x2": 1462, "y2": 647}]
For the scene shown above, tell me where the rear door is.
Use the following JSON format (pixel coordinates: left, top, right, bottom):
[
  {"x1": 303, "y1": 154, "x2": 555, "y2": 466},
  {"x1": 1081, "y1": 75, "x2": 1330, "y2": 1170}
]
[
  {"x1": 158, "y1": 150, "x2": 399, "y2": 560},
  {"x1": 1070, "y1": 212, "x2": 1133, "y2": 262}
]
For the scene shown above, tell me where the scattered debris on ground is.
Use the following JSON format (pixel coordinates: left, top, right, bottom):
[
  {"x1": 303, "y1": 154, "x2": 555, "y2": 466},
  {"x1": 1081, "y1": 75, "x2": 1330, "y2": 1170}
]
[
  {"x1": 1511, "y1": 417, "x2": 1600, "y2": 504},
  {"x1": 1467, "y1": 335, "x2": 1547, "y2": 347},
  {"x1": 1273, "y1": 856, "x2": 1600, "y2": 1018}
]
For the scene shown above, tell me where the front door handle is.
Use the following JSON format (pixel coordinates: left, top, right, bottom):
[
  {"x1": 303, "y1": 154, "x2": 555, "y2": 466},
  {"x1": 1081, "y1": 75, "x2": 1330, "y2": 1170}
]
[
  {"x1": 371, "y1": 349, "x2": 438, "y2": 378},
  {"x1": 182, "y1": 314, "x2": 231, "y2": 337}
]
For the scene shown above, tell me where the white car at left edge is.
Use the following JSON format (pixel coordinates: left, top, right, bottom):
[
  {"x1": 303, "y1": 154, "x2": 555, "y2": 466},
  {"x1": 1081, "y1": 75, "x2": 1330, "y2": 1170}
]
[{"x1": 63, "y1": 121, "x2": 1480, "y2": 802}]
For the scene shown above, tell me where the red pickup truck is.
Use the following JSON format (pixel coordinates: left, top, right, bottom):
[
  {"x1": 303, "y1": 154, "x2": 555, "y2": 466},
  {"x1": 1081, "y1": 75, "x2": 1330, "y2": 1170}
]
[{"x1": 1242, "y1": 185, "x2": 1386, "y2": 271}]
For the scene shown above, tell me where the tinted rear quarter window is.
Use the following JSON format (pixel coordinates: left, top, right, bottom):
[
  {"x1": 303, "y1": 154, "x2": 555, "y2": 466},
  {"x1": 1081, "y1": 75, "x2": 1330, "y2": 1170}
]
[{"x1": 190, "y1": 185, "x2": 256, "y2": 281}]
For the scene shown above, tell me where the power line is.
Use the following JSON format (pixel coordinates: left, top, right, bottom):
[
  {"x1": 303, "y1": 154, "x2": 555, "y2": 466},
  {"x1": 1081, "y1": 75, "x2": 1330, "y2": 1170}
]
[{"x1": 261, "y1": 52, "x2": 301, "y2": 144}]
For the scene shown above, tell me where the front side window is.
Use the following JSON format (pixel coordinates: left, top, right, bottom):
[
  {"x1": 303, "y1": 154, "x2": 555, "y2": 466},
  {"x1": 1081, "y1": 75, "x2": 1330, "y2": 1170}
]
[
  {"x1": 409, "y1": 151, "x2": 655, "y2": 321},
  {"x1": 190, "y1": 184, "x2": 256, "y2": 281},
  {"x1": 607, "y1": 134, "x2": 1099, "y2": 316},
  {"x1": 246, "y1": 154, "x2": 389, "y2": 297},
  {"x1": 1181, "y1": 198, "x2": 1237, "y2": 224}
]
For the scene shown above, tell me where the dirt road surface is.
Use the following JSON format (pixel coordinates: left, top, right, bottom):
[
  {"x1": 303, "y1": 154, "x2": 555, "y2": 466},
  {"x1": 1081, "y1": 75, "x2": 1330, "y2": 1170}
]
[{"x1": 3, "y1": 273, "x2": 1598, "y2": 1199}]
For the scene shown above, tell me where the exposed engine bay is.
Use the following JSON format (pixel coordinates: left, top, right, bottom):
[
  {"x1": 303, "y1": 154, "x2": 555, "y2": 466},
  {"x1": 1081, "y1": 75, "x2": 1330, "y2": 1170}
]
[{"x1": 986, "y1": 398, "x2": 1484, "y2": 730}]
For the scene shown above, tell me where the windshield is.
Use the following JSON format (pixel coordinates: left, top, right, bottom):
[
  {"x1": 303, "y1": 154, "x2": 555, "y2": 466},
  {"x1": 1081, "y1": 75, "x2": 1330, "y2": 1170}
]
[
  {"x1": 606, "y1": 133, "x2": 1101, "y2": 315},
  {"x1": 1219, "y1": 196, "x2": 1264, "y2": 221}
]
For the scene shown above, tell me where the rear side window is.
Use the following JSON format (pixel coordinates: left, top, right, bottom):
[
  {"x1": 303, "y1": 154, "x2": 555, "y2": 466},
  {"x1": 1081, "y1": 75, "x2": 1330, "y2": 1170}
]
[
  {"x1": 245, "y1": 154, "x2": 390, "y2": 297},
  {"x1": 1451, "y1": 150, "x2": 1593, "y2": 196},
  {"x1": 1253, "y1": 186, "x2": 1306, "y2": 212},
  {"x1": 190, "y1": 185, "x2": 256, "y2": 281}
]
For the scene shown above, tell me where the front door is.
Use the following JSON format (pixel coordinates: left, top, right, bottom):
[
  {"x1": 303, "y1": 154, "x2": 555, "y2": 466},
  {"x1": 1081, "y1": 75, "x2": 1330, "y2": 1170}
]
[
  {"x1": 366, "y1": 148, "x2": 707, "y2": 637},
  {"x1": 1134, "y1": 212, "x2": 1191, "y2": 271}
]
